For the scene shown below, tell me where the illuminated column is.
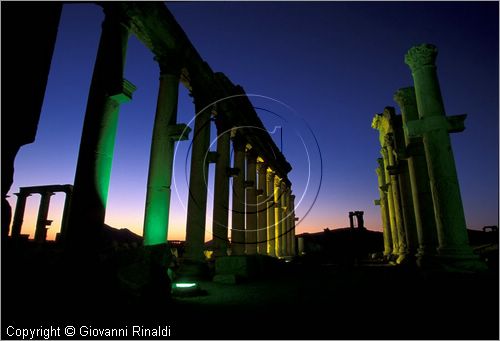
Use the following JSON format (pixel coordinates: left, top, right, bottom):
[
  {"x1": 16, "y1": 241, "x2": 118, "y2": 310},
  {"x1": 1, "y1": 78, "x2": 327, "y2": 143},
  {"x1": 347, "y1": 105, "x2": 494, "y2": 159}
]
[
  {"x1": 34, "y1": 191, "x2": 54, "y2": 243},
  {"x1": 385, "y1": 134, "x2": 409, "y2": 263},
  {"x1": 290, "y1": 194, "x2": 297, "y2": 256},
  {"x1": 143, "y1": 55, "x2": 190, "y2": 246},
  {"x1": 212, "y1": 116, "x2": 231, "y2": 257},
  {"x1": 184, "y1": 89, "x2": 213, "y2": 266},
  {"x1": 274, "y1": 176, "x2": 283, "y2": 257},
  {"x1": 67, "y1": 9, "x2": 136, "y2": 247},
  {"x1": 394, "y1": 87, "x2": 438, "y2": 265},
  {"x1": 231, "y1": 134, "x2": 246, "y2": 255},
  {"x1": 256, "y1": 162, "x2": 268, "y2": 255},
  {"x1": 376, "y1": 158, "x2": 393, "y2": 256},
  {"x1": 280, "y1": 182, "x2": 288, "y2": 256},
  {"x1": 405, "y1": 44, "x2": 485, "y2": 270},
  {"x1": 245, "y1": 151, "x2": 258, "y2": 254},
  {"x1": 381, "y1": 148, "x2": 399, "y2": 258},
  {"x1": 266, "y1": 169, "x2": 276, "y2": 257},
  {"x1": 10, "y1": 191, "x2": 31, "y2": 238},
  {"x1": 285, "y1": 188, "x2": 293, "y2": 256}
]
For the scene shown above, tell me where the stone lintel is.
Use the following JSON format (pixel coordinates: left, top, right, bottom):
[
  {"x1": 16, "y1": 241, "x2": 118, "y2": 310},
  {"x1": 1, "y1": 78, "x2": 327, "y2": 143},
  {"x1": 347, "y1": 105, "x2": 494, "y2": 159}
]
[
  {"x1": 166, "y1": 123, "x2": 191, "y2": 141},
  {"x1": 405, "y1": 114, "x2": 467, "y2": 138}
]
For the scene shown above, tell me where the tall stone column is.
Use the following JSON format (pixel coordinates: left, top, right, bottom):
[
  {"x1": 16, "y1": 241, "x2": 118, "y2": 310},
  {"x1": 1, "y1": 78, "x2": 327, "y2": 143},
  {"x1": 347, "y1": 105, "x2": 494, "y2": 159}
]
[
  {"x1": 143, "y1": 55, "x2": 185, "y2": 246},
  {"x1": 245, "y1": 151, "x2": 258, "y2": 254},
  {"x1": 66, "y1": 9, "x2": 136, "y2": 248},
  {"x1": 183, "y1": 89, "x2": 213, "y2": 268},
  {"x1": 274, "y1": 176, "x2": 283, "y2": 257},
  {"x1": 266, "y1": 169, "x2": 276, "y2": 257},
  {"x1": 376, "y1": 158, "x2": 393, "y2": 256},
  {"x1": 34, "y1": 191, "x2": 54, "y2": 243},
  {"x1": 385, "y1": 134, "x2": 409, "y2": 263},
  {"x1": 212, "y1": 116, "x2": 231, "y2": 257},
  {"x1": 231, "y1": 134, "x2": 246, "y2": 255},
  {"x1": 285, "y1": 189, "x2": 293, "y2": 256},
  {"x1": 280, "y1": 182, "x2": 289, "y2": 256},
  {"x1": 257, "y1": 162, "x2": 268, "y2": 255},
  {"x1": 58, "y1": 186, "x2": 73, "y2": 242},
  {"x1": 381, "y1": 148, "x2": 399, "y2": 258},
  {"x1": 404, "y1": 44, "x2": 485, "y2": 270},
  {"x1": 290, "y1": 194, "x2": 297, "y2": 256},
  {"x1": 10, "y1": 191, "x2": 31, "y2": 238},
  {"x1": 394, "y1": 86, "x2": 438, "y2": 265}
]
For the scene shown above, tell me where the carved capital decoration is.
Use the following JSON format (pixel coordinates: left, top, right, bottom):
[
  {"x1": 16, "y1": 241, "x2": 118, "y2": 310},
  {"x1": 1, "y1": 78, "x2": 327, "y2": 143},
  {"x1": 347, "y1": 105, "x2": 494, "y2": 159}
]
[
  {"x1": 393, "y1": 87, "x2": 416, "y2": 109},
  {"x1": 404, "y1": 43, "x2": 438, "y2": 72}
]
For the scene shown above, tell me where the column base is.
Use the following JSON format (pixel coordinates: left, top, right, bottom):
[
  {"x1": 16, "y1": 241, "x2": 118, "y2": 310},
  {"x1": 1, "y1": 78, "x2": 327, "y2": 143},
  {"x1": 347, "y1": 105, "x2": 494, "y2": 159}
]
[
  {"x1": 396, "y1": 252, "x2": 417, "y2": 266},
  {"x1": 436, "y1": 247, "x2": 488, "y2": 273}
]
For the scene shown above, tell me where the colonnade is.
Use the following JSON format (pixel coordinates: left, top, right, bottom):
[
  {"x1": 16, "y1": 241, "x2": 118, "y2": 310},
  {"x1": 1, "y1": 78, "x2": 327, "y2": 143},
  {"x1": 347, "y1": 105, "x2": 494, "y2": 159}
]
[{"x1": 372, "y1": 43, "x2": 486, "y2": 271}]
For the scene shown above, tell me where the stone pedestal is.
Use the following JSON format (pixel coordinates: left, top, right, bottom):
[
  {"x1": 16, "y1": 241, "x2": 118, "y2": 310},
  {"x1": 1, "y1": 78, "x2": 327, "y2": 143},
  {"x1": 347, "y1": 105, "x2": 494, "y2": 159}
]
[
  {"x1": 257, "y1": 162, "x2": 268, "y2": 255},
  {"x1": 231, "y1": 135, "x2": 246, "y2": 255},
  {"x1": 67, "y1": 10, "x2": 135, "y2": 248},
  {"x1": 266, "y1": 169, "x2": 276, "y2": 257},
  {"x1": 405, "y1": 44, "x2": 486, "y2": 271},
  {"x1": 245, "y1": 152, "x2": 258, "y2": 254},
  {"x1": 394, "y1": 86, "x2": 439, "y2": 266},
  {"x1": 143, "y1": 56, "x2": 183, "y2": 246},
  {"x1": 212, "y1": 116, "x2": 231, "y2": 257}
]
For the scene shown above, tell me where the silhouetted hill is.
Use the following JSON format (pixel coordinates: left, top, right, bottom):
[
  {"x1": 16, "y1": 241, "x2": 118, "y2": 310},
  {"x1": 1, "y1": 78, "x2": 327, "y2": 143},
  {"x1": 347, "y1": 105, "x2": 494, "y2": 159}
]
[{"x1": 101, "y1": 224, "x2": 143, "y2": 245}]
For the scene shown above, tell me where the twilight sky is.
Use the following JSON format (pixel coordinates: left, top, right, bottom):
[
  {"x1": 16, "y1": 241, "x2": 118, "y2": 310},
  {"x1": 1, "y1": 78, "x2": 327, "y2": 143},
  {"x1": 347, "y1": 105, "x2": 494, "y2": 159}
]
[{"x1": 7, "y1": 2, "x2": 499, "y2": 241}]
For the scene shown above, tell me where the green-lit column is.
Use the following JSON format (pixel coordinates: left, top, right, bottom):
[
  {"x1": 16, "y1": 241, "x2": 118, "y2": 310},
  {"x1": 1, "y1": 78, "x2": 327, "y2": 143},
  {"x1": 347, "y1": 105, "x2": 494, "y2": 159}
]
[
  {"x1": 385, "y1": 134, "x2": 409, "y2": 263},
  {"x1": 66, "y1": 9, "x2": 136, "y2": 248},
  {"x1": 274, "y1": 176, "x2": 283, "y2": 257},
  {"x1": 405, "y1": 44, "x2": 485, "y2": 271},
  {"x1": 212, "y1": 116, "x2": 231, "y2": 257},
  {"x1": 10, "y1": 191, "x2": 30, "y2": 238},
  {"x1": 376, "y1": 158, "x2": 393, "y2": 257},
  {"x1": 290, "y1": 194, "x2": 297, "y2": 256},
  {"x1": 256, "y1": 162, "x2": 268, "y2": 255},
  {"x1": 266, "y1": 169, "x2": 276, "y2": 257},
  {"x1": 184, "y1": 90, "x2": 213, "y2": 267},
  {"x1": 231, "y1": 134, "x2": 246, "y2": 255},
  {"x1": 394, "y1": 87, "x2": 438, "y2": 265},
  {"x1": 143, "y1": 56, "x2": 184, "y2": 246},
  {"x1": 245, "y1": 151, "x2": 258, "y2": 254},
  {"x1": 34, "y1": 191, "x2": 54, "y2": 243},
  {"x1": 381, "y1": 148, "x2": 399, "y2": 259}
]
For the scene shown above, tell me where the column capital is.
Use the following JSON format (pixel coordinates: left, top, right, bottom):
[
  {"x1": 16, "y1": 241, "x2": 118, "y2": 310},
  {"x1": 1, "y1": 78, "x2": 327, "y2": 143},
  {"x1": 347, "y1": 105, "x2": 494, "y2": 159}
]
[
  {"x1": 404, "y1": 43, "x2": 438, "y2": 72},
  {"x1": 274, "y1": 175, "x2": 282, "y2": 187},
  {"x1": 154, "y1": 52, "x2": 183, "y2": 77},
  {"x1": 266, "y1": 168, "x2": 276, "y2": 182},
  {"x1": 393, "y1": 87, "x2": 416, "y2": 109}
]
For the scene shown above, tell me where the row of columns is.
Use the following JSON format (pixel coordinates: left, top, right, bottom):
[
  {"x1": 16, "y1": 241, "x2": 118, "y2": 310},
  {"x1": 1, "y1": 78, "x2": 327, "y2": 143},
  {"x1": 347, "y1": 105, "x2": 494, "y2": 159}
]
[
  {"x1": 59, "y1": 7, "x2": 296, "y2": 269},
  {"x1": 372, "y1": 43, "x2": 486, "y2": 271}
]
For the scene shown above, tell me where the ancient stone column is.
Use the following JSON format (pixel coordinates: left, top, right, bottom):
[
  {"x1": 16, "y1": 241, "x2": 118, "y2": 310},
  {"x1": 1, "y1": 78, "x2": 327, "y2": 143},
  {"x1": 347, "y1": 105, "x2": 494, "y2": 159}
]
[
  {"x1": 58, "y1": 186, "x2": 73, "y2": 242},
  {"x1": 143, "y1": 55, "x2": 185, "y2": 246},
  {"x1": 349, "y1": 212, "x2": 355, "y2": 229},
  {"x1": 286, "y1": 189, "x2": 293, "y2": 256},
  {"x1": 10, "y1": 191, "x2": 31, "y2": 238},
  {"x1": 279, "y1": 183, "x2": 288, "y2": 256},
  {"x1": 394, "y1": 86, "x2": 438, "y2": 265},
  {"x1": 385, "y1": 134, "x2": 409, "y2": 263},
  {"x1": 274, "y1": 176, "x2": 283, "y2": 257},
  {"x1": 184, "y1": 89, "x2": 213, "y2": 267},
  {"x1": 231, "y1": 134, "x2": 246, "y2": 255},
  {"x1": 245, "y1": 151, "x2": 258, "y2": 255},
  {"x1": 34, "y1": 191, "x2": 54, "y2": 243},
  {"x1": 381, "y1": 149, "x2": 399, "y2": 258},
  {"x1": 376, "y1": 158, "x2": 393, "y2": 256},
  {"x1": 257, "y1": 162, "x2": 268, "y2": 255},
  {"x1": 67, "y1": 9, "x2": 136, "y2": 248},
  {"x1": 212, "y1": 116, "x2": 231, "y2": 257},
  {"x1": 405, "y1": 44, "x2": 485, "y2": 270},
  {"x1": 290, "y1": 194, "x2": 297, "y2": 256},
  {"x1": 266, "y1": 169, "x2": 276, "y2": 257}
]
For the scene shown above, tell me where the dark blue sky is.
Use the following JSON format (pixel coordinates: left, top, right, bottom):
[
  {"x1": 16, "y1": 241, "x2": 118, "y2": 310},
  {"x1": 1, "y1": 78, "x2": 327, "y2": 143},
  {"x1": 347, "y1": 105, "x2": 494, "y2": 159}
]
[{"x1": 8, "y1": 2, "x2": 499, "y2": 240}]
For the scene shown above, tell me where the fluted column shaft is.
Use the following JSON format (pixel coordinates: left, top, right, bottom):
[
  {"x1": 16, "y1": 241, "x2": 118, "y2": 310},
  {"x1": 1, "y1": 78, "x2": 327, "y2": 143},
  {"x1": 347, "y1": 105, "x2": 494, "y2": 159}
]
[
  {"x1": 266, "y1": 169, "x2": 276, "y2": 257},
  {"x1": 11, "y1": 192, "x2": 30, "y2": 238},
  {"x1": 245, "y1": 152, "x2": 258, "y2": 254},
  {"x1": 184, "y1": 91, "x2": 212, "y2": 263},
  {"x1": 376, "y1": 159, "x2": 393, "y2": 256},
  {"x1": 257, "y1": 162, "x2": 268, "y2": 255},
  {"x1": 143, "y1": 57, "x2": 181, "y2": 246},
  {"x1": 231, "y1": 135, "x2": 246, "y2": 255},
  {"x1": 212, "y1": 117, "x2": 231, "y2": 257},
  {"x1": 67, "y1": 9, "x2": 135, "y2": 248},
  {"x1": 394, "y1": 86, "x2": 438, "y2": 263},
  {"x1": 34, "y1": 192, "x2": 54, "y2": 243}
]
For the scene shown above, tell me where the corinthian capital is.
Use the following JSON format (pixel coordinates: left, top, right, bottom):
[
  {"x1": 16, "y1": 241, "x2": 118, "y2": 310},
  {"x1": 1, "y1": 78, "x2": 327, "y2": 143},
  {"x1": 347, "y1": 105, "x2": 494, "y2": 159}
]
[
  {"x1": 404, "y1": 43, "x2": 438, "y2": 72},
  {"x1": 393, "y1": 87, "x2": 416, "y2": 109}
]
